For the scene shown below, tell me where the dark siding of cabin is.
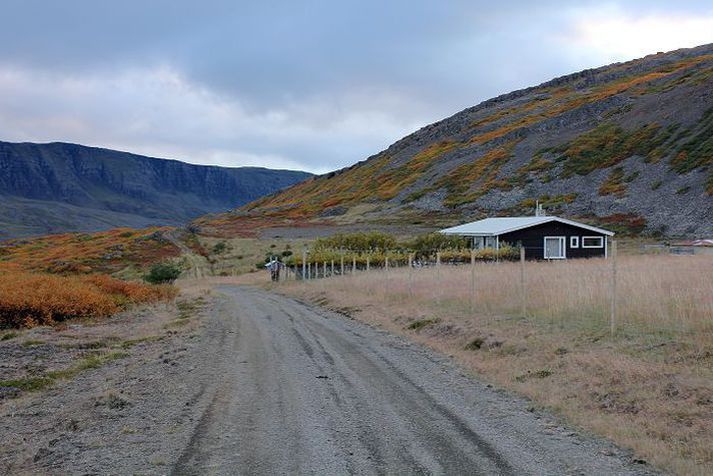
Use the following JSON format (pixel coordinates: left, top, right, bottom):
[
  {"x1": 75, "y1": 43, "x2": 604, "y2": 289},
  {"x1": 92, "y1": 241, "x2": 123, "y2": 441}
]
[{"x1": 499, "y1": 221, "x2": 607, "y2": 260}]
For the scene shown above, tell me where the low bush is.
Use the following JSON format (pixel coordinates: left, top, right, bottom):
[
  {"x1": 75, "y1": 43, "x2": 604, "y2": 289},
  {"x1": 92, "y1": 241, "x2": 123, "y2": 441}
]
[
  {"x1": 313, "y1": 231, "x2": 397, "y2": 252},
  {"x1": 144, "y1": 262, "x2": 182, "y2": 284},
  {"x1": 405, "y1": 233, "x2": 469, "y2": 257},
  {"x1": 0, "y1": 265, "x2": 176, "y2": 328},
  {"x1": 464, "y1": 337, "x2": 485, "y2": 350},
  {"x1": 212, "y1": 241, "x2": 228, "y2": 254}
]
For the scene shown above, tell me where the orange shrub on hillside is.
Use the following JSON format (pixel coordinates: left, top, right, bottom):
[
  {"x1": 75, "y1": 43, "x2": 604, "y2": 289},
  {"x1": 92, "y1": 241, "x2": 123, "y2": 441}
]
[
  {"x1": 0, "y1": 265, "x2": 177, "y2": 328},
  {"x1": 1, "y1": 227, "x2": 180, "y2": 275}
]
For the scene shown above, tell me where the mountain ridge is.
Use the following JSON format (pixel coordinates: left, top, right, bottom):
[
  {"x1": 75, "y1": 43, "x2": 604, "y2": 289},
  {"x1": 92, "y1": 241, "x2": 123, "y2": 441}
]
[{"x1": 0, "y1": 141, "x2": 312, "y2": 239}]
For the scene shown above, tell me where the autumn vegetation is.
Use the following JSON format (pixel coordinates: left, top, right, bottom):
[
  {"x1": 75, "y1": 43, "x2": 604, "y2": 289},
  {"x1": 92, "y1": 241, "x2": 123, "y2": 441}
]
[
  {"x1": 0, "y1": 264, "x2": 176, "y2": 328},
  {"x1": 281, "y1": 231, "x2": 518, "y2": 268},
  {"x1": 0, "y1": 227, "x2": 180, "y2": 274},
  {"x1": 0, "y1": 227, "x2": 182, "y2": 328}
]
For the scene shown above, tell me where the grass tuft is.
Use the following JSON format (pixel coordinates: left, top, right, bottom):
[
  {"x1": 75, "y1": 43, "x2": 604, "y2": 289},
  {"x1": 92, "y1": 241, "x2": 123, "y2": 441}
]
[
  {"x1": 464, "y1": 337, "x2": 486, "y2": 351},
  {"x1": 0, "y1": 376, "x2": 55, "y2": 392},
  {"x1": 21, "y1": 339, "x2": 45, "y2": 347},
  {"x1": 1, "y1": 351, "x2": 130, "y2": 394},
  {"x1": 407, "y1": 318, "x2": 440, "y2": 331}
]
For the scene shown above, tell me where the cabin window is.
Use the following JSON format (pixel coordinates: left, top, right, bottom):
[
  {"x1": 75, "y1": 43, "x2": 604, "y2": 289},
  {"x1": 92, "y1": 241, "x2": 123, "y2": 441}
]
[
  {"x1": 582, "y1": 236, "x2": 604, "y2": 248},
  {"x1": 570, "y1": 236, "x2": 579, "y2": 248},
  {"x1": 544, "y1": 236, "x2": 566, "y2": 259}
]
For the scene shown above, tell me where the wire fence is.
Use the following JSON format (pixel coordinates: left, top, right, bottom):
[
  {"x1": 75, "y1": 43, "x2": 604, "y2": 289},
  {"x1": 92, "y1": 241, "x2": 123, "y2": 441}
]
[{"x1": 278, "y1": 244, "x2": 713, "y2": 340}]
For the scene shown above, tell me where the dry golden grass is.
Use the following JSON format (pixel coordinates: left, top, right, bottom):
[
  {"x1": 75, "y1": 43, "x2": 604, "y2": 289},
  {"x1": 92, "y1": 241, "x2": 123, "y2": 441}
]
[{"x1": 279, "y1": 254, "x2": 713, "y2": 475}]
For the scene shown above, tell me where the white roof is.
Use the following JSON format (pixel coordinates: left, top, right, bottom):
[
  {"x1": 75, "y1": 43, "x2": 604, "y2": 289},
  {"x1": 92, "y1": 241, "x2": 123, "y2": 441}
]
[{"x1": 440, "y1": 216, "x2": 614, "y2": 237}]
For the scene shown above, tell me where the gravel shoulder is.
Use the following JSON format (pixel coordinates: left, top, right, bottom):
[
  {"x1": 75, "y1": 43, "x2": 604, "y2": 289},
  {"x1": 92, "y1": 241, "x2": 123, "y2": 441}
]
[{"x1": 0, "y1": 285, "x2": 657, "y2": 475}]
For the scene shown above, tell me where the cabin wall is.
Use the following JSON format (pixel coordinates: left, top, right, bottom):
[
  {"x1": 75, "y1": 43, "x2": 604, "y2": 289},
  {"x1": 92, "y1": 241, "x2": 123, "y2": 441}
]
[{"x1": 499, "y1": 222, "x2": 607, "y2": 260}]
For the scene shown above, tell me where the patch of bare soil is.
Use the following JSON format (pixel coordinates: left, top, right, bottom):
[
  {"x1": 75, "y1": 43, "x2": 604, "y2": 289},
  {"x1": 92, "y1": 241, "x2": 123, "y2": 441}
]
[{"x1": 0, "y1": 292, "x2": 213, "y2": 473}]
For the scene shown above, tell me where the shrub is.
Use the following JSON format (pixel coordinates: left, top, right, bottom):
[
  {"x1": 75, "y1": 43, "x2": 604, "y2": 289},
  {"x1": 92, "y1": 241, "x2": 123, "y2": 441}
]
[
  {"x1": 556, "y1": 123, "x2": 673, "y2": 177},
  {"x1": 0, "y1": 267, "x2": 176, "y2": 328},
  {"x1": 599, "y1": 167, "x2": 627, "y2": 197},
  {"x1": 144, "y1": 262, "x2": 182, "y2": 284},
  {"x1": 314, "y1": 231, "x2": 397, "y2": 252},
  {"x1": 212, "y1": 241, "x2": 227, "y2": 254},
  {"x1": 405, "y1": 233, "x2": 469, "y2": 258},
  {"x1": 464, "y1": 337, "x2": 485, "y2": 350}
]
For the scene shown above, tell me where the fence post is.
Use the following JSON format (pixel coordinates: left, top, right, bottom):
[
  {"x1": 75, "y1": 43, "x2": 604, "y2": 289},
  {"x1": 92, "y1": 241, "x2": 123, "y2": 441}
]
[
  {"x1": 520, "y1": 247, "x2": 526, "y2": 317},
  {"x1": 323, "y1": 261, "x2": 327, "y2": 279},
  {"x1": 408, "y1": 253, "x2": 413, "y2": 297},
  {"x1": 340, "y1": 251, "x2": 344, "y2": 276},
  {"x1": 470, "y1": 249, "x2": 476, "y2": 312},
  {"x1": 610, "y1": 240, "x2": 618, "y2": 337},
  {"x1": 331, "y1": 259, "x2": 334, "y2": 277},
  {"x1": 384, "y1": 255, "x2": 389, "y2": 296},
  {"x1": 436, "y1": 251, "x2": 442, "y2": 303},
  {"x1": 352, "y1": 256, "x2": 356, "y2": 275},
  {"x1": 302, "y1": 250, "x2": 307, "y2": 281},
  {"x1": 366, "y1": 256, "x2": 370, "y2": 273}
]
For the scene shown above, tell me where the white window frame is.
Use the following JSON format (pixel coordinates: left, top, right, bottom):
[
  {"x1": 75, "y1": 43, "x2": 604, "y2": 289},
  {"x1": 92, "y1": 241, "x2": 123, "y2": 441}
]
[
  {"x1": 543, "y1": 236, "x2": 566, "y2": 259},
  {"x1": 570, "y1": 236, "x2": 579, "y2": 248},
  {"x1": 582, "y1": 236, "x2": 604, "y2": 248}
]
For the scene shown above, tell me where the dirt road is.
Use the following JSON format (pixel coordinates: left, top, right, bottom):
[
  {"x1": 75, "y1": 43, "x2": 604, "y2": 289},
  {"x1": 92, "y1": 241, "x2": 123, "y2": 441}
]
[{"x1": 1, "y1": 285, "x2": 655, "y2": 474}]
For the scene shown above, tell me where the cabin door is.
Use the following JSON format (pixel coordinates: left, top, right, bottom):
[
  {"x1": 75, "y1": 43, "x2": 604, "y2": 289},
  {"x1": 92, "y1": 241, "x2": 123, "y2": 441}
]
[{"x1": 544, "y1": 236, "x2": 566, "y2": 259}]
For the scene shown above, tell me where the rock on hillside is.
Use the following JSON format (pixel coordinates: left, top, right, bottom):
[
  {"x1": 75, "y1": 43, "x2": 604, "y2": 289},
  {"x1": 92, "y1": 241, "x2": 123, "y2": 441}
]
[
  {"x1": 0, "y1": 142, "x2": 311, "y2": 239},
  {"x1": 238, "y1": 44, "x2": 713, "y2": 237}
]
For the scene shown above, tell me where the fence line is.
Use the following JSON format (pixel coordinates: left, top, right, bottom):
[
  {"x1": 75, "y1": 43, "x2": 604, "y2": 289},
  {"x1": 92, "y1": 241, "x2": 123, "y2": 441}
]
[{"x1": 281, "y1": 243, "x2": 712, "y2": 339}]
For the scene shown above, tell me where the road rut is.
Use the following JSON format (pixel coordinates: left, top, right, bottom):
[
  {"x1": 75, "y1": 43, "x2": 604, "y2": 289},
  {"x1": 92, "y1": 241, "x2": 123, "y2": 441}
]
[{"x1": 171, "y1": 286, "x2": 653, "y2": 475}]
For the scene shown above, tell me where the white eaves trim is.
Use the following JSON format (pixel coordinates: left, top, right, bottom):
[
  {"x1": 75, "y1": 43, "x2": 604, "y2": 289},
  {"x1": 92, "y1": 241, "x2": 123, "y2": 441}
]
[{"x1": 440, "y1": 216, "x2": 615, "y2": 237}]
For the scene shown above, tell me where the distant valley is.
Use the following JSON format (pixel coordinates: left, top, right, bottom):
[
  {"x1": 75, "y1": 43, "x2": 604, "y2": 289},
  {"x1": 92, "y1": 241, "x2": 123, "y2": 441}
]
[{"x1": 0, "y1": 141, "x2": 311, "y2": 239}]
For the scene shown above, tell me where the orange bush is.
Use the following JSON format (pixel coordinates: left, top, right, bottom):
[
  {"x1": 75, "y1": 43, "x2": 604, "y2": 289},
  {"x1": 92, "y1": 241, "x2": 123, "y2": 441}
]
[
  {"x1": 81, "y1": 274, "x2": 177, "y2": 303},
  {"x1": 0, "y1": 266, "x2": 177, "y2": 328}
]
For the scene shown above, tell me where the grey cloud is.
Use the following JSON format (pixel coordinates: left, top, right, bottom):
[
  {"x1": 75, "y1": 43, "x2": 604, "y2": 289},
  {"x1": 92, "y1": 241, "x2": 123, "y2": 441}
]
[{"x1": 0, "y1": 1, "x2": 711, "y2": 173}]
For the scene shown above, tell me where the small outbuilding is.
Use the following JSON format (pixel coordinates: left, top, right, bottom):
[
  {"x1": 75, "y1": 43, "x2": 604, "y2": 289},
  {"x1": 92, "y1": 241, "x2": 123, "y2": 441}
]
[
  {"x1": 669, "y1": 239, "x2": 713, "y2": 256},
  {"x1": 440, "y1": 216, "x2": 615, "y2": 260}
]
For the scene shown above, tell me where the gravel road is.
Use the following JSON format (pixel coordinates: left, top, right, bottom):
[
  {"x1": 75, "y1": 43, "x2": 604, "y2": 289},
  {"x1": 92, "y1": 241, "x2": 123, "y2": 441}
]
[
  {"x1": 0, "y1": 285, "x2": 656, "y2": 475},
  {"x1": 174, "y1": 286, "x2": 652, "y2": 475}
]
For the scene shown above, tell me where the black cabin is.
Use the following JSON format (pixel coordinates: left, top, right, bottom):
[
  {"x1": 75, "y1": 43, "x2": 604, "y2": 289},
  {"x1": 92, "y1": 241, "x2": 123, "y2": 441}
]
[{"x1": 440, "y1": 216, "x2": 614, "y2": 260}]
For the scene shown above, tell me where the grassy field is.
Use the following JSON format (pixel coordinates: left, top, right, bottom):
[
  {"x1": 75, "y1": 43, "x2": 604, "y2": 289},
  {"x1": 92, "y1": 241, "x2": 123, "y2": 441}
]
[{"x1": 278, "y1": 254, "x2": 713, "y2": 475}]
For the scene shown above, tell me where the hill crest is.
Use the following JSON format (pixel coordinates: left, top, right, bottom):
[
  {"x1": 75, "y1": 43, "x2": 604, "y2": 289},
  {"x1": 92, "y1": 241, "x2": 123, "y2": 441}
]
[{"x1": 202, "y1": 43, "x2": 713, "y2": 238}]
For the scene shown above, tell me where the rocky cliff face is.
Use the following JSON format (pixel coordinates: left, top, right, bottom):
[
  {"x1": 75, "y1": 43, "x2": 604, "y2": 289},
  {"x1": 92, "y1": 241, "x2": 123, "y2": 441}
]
[
  {"x1": 235, "y1": 44, "x2": 713, "y2": 238},
  {"x1": 0, "y1": 142, "x2": 311, "y2": 239}
]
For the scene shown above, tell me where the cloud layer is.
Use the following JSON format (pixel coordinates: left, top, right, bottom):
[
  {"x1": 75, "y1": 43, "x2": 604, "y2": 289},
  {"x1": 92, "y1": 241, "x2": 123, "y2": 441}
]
[{"x1": 1, "y1": 1, "x2": 711, "y2": 173}]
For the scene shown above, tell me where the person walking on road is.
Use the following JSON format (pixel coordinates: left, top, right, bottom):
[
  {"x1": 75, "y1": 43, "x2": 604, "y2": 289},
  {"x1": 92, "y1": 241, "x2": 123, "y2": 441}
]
[{"x1": 265, "y1": 257, "x2": 284, "y2": 282}]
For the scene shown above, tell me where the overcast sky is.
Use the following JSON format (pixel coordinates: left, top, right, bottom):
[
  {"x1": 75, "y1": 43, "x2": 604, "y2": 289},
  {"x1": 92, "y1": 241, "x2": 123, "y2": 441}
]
[{"x1": 1, "y1": 1, "x2": 711, "y2": 173}]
